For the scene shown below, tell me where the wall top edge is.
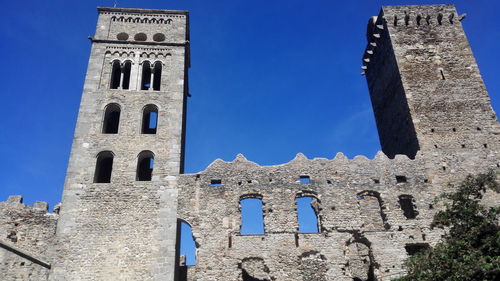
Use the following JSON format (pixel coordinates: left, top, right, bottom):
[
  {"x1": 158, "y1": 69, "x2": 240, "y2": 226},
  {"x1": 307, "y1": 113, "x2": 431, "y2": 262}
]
[{"x1": 97, "y1": 6, "x2": 189, "y2": 15}]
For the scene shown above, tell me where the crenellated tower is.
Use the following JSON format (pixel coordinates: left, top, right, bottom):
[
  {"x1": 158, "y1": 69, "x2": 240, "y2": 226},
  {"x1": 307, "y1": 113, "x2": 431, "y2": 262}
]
[
  {"x1": 363, "y1": 5, "x2": 499, "y2": 170},
  {"x1": 49, "y1": 7, "x2": 189, "y2": 281}
]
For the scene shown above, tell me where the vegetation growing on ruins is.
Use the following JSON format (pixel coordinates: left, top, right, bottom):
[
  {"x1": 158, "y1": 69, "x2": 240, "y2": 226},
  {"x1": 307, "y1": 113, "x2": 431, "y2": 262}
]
[{"x1": 395, "y1": 172, "x2": 500, "y2": 281}]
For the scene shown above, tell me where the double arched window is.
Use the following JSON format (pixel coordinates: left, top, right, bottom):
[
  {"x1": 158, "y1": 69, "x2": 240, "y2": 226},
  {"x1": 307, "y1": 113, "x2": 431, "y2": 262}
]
[
  {"x1": 141, "y1": 61, "x2": 162, "y2": 91},
  {"x1": 110, "y1": 60, "x2": 132, "y2": 90},
  {"x1": 93, "y1": 150, "x2": 156, "y2": 183}
]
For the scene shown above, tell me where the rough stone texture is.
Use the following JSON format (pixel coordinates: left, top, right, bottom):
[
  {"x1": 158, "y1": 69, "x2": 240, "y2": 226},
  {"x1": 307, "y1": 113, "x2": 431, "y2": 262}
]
[
  {"x1": 0, "y1": 196, "x2": 58, "y2": 281},
  {"x1": 47, "y1": 7, "x2": 189, "y2": 281},
  {"x1": 0, "y1": 4, "x2": 499, "y2": 281}
]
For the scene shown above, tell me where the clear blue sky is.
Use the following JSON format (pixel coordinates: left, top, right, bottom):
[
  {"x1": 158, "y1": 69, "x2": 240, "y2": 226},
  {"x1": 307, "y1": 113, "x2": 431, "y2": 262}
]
[{"x1": 0, "y1": 0, "x2": 498, "y2": 211}]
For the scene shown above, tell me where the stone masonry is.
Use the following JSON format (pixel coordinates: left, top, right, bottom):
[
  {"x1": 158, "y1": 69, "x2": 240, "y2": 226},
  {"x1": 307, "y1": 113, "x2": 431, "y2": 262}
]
[{"x1": 0, "y1": 4, "x2": 499, "y2": 281}]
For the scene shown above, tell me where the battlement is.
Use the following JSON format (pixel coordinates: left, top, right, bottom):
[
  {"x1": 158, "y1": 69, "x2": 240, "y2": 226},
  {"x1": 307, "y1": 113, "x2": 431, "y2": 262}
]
[
  {"x1": 1, "y1": 195, "x2": 60, "y2": 214},
  {"x1": 0, "y1": 196, "x2": 59, "y2": 280},
  {"x1": 185, "y1": 151, "x2": 427, "y2": 188}
]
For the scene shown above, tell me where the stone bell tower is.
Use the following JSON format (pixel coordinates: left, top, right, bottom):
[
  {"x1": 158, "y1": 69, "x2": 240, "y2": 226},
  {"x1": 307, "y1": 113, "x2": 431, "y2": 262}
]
[{"x1": 49, "y1": 7, "x2": 189, "y2": 281}]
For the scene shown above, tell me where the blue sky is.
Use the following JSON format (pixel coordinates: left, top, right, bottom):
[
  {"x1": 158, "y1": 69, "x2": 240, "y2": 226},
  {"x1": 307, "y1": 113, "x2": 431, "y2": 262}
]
[{"x1": 0, "y1": 0, "x2": 498, "y2": 247}]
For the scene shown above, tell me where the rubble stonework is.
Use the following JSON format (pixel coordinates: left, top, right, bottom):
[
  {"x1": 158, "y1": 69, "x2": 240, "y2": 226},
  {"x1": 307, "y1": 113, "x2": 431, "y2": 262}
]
[{"x1": 0, "y1": 4, "x2": 499, "y2": 281}]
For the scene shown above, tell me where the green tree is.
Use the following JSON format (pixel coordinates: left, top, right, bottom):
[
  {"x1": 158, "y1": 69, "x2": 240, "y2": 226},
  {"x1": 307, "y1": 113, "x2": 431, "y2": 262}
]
[{"x1": 394, "y1": 172, "x2": 500, "y2": 281}]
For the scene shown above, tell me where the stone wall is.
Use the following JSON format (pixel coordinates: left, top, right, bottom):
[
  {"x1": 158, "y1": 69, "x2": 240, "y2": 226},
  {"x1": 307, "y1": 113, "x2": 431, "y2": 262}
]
[
  {"x1": 364, "y1": 5, "x2": 500, "y2": 165},
  {"x1": 0, "y1": 196, "x2": 58, "y2": 281},
  {"x1": 48, "y1": 7, "x2": 189, "y2": 281},
  {"x1": 176, "y1": 153, "x2": 453, "y2": 281}
]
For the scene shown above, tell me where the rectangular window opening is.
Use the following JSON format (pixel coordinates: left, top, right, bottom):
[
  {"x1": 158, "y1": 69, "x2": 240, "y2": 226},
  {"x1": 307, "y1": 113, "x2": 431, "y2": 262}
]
[
  {"x1": 210, "y1": 179, "x2": 222, "y2": 186},
  {"x1": 396, "y1": 176, "x2": 407, "y2": 183},
  {"x1": 240, "y1": 198, "x2": 265, "y2": 235},
  {"x1": 299, "y1": 175, "x2": 310, "y2": 184}
]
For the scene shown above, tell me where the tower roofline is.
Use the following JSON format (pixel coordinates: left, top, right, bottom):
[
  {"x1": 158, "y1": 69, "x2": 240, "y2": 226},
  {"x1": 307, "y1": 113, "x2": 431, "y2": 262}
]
[{"x1": 97, "y1": 6, "x2": 189, "y2": 15}]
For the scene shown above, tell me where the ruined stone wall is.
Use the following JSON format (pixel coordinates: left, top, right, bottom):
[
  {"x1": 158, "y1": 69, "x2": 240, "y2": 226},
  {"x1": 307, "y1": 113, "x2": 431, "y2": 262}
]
[
  {"x1": 0, "y1": 196, "x2": 58, "y2": 281},
  {"x1": 176, "y1": 152, "x2": 468, "y2": 281},
  {"x1": 48, "y1": 7, "x2": 189, "y2": 281}
]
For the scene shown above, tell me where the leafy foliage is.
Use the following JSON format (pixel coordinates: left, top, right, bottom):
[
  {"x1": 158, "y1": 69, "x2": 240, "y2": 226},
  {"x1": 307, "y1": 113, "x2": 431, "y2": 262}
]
[{"x1": 394, "y1": 172, "x2": 500, "y2": 281}]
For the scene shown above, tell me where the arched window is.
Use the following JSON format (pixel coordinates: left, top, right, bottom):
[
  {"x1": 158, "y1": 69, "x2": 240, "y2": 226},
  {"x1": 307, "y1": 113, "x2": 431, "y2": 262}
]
[
  {"x1": 346, "y1": 237, "x2": 376, "y2": 281},
  {"x1": 152, "y1": 61, "x2": 162, "y2": 91},
  {"x1": 121, "y1": 61, "x2": 132, "y2": 90},
  {"x1": 136, "y1": 150, "x2": 154, "y2": 181},
  {"x1": 177, "y1": 219, "x2": 197, "y2": 266},
  {"x1": 356, "y1": 190, "x2": 389, "y2": 230},
  {"x1": 240, "y1": 195, "x2": 265, "y2": 235},
  {"x1": 94, "y1": 151, "x2": 114, "y2": 183},
  {"x1": 141, "y1": 61, "x2": 152, "y2": 90},
  {"x1": 102, "y1": 103, "x2": 121, "y2": 134},
  {"x1": 142, "y1": 104, "x2": 158, "y2": 134},
  {"x1": 295, "y1": 193, "x2": 320, "y2": 233},
  {"x1": 110, "y1": 60, "x2": 121, "y2": 89}
]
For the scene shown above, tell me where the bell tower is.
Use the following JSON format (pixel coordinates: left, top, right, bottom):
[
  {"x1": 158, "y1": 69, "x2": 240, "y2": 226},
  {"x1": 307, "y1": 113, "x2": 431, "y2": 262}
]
[{"x1": 49, "y1": 7, "x2": 189, "y2": 281}]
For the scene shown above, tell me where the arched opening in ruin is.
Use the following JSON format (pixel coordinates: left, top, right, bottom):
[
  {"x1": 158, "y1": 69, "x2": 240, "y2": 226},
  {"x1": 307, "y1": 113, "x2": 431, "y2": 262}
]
[
  {"x1": 399, "y1": 194, "x2": 418, "y2": 219},
  {"x1": 240, "y1": 195, "x2": 265, "y2": 235},
  {"x1": 110, "y1": 60, "x2": 121, "y2": 89},
  {"x1": 141, "y1": 61, "x2": 152, "y2": 90},
  {"x1": 93, "y1": 151, "x2": 114, "y2": 183},
  {"x1": 141, "y1": 104, "x2": 158, "y2": 134},
  {"x1": 152, "y1": 61, "x2": 162, "y2": 91},
  {"x1": 356, "y1": 190, "x2": 390, "y2": 230},
  {"x1": 102, "y1": 103, "x2": 121, "y2": 134},
  {"x1": 295, "y1": 192, "x2": 320, "y2": 233},
  {"x1": 175, "y1": 219, "x2": 198, "y2": 281},
  {"x1": 136, "y1": 150, "x2": 154, "y2": 181},
  {"x1": 345, "y1": 236, "x2": 376, "y2": 281},
  {"x1": 241, "y1": 257, "x2": 270, "y2": 281}
]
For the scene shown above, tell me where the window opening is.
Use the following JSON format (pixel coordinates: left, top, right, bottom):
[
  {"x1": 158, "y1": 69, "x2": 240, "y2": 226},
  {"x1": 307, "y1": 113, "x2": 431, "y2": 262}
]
[
  {"x1": 296, "y1": 196, "x2": 319, "y2": 233},
  {"x1": 210, "y1": 179, "x2": 222, "y2": 186},
  {"x1": 178, "y1": 220, "x2": 197, "y2": 266},
  {"x1": 396, "y1": 176, "x2": 407, "y2": 183},
  {"x1": 121, "y1": 61, "x2": 131, "y2": 89},
  {"x1": 141, "y1": 61, "x2": 152, "y2": 90},
  {"x1": 94, "y1": 151, "x2": 114, "y2": 183},
  {"x1": 405, "y1": 244, "x2": 429, "y2": 256},
  {"x1": 437, "y1": 13, "x2": 443, "y2": 25},
  {"x1": 399, "y1": 195, "x2": 418, "y2": 219},
  {"x1": 110, "y1": 61, "x2": 121, "y2": 89},
  {"x1": 153, "y1": 61, "x2": 162, "y2": 91},
  {"x1": 142, "y1": 105, "x2": 158, "y2": 134},
  {"x1": 299, "y1": 175, "x2": 310, "y2": 184},
  {"x1": 102, "y1": 103, "x2": 121, "y2": 134},
  {"x1": 136, "y1": 151, "x2": 154, "y2": 181},
  {"x1": 240, "y1": 197, "x2": 264, "y2": 235}
]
